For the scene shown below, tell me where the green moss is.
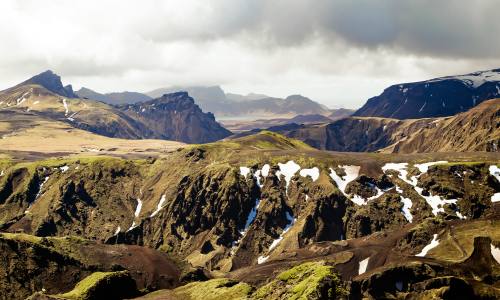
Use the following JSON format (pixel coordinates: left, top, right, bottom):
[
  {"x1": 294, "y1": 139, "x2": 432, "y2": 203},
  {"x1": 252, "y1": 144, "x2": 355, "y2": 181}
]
[
  {"x1": 57, "y1": 271, "x2": 133, "y2": 300},
  {"x1": 174, "y1": 278, "x2": 252, "y2": 300},
  {"x1": 254, "y1": 261, "x2": 347, "y2": 300}
]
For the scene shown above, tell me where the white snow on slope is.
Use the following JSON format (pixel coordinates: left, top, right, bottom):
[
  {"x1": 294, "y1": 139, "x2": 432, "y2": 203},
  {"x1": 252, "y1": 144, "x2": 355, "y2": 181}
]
[
  {"x1": 414, "y1": 161, "x2": 448, "y2": 174},
  {"x1": 300, "y1": 167, "x2": 320, "y2": 181},
  {"x1": 150, "y1": 194, "x2": 167, "y2": 217},
  {"x1": 35, "y1": 176, "x2": 49, "y2": 200},
  {"x1": 240, "y1": 198, "x2": 260, "y2": 236},
  {"x1": 329, "y1": 165, "x2": 360, "y2": 194},
  {"x1": 382, "y1": 163, "x2": 416, "y2": 186},
  {"x1": 0, "y1": 170, "x2": 4, "y2": 176},
  {"x1": 416, "y1": 234, "x2": 440, "y2": 257},
  {"x1": 257, "y1": 255, "x2": 269, "y2": 264},
  {"x1": 269, "y1": 211, "x2": 296, "y2": 251},
  {"x1": 277, "y1": 161, "x2": 301, "y2": 191},
  {"x1": 383, "y1": 162, "x2": 460, "y2": 216},
  {"x1": 134, "y1": 198, "x2": 143, "y2": 217},
  {"x1": 396, "y1": 186, "x2": 413, "y2": 223},
  {"x1": 59, "y1": 166, "x2": 69, "y2": 172},
  {"x1": 62, "y1": 99, "x2": 69, "y2": 116},
  {"x1": 491, "y1": 244, "x2": 500, "y2": 264},
  {"x1": 114, "y1": 226, "x2": 121, "y2": 235},
  {"x1": 358, "y1": 257, "x2": 370, "y2": 275},
  {"x1": 414, "y1": 186, "x2": 457, "y2": 215},
  {"x1": 16, "y1": 92, "x2": 30, "y2": 105},
  {"x1": 261, "y1": 164, "x2": 270, "y2": 177},
  {"x1": 430, "y1": 70, "x2": 500, "y2": 88},
  {"x1": 240, "y1": 167, "x2": 251, "y2": 178},
  {"x1": 489, "y1": 165, "x2": 500, "y2": 181}
]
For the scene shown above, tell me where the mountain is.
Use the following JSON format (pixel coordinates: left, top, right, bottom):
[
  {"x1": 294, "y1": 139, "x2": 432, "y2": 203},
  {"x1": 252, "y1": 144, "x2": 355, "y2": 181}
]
[
  {"x1": 75, "y1": 87, "x2": 152, "y2": 104},
  {"x1": 354, "y1": 68, "x2": 500, "y2": 119},
  {"x1": 261, "y1": 99, "x2": 500, "y2": 153},
  {"x1": 147, "y1": 85, "x2": 332, "y2": 119},
  {"x1": 0, "y1": 71, "x2": 231, "y2": 144},
  {"x1": 0, "y1": 131, "x2": 498, "y2": 298},
  {"x1": 14, "y1": 70, "x2": 77, "y2": 98},
  {"x1": 119, "y1": 92, "x2": 232, "y2": 143}
]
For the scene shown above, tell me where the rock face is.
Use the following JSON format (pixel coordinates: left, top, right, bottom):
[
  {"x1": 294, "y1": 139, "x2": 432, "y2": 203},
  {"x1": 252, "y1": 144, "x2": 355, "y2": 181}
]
[
  {"x1": 272, "y1": 99, "x2": 500, "y2": 153},
  {"x1": 119, "y1": 92, "x2": 232, "y2": 143},
  {"x1": 16, "y1": 70, "x2": 77, "y2": 98},
  {"x1": 354, "y1": 68, "x2": 500, "y2": 119}
]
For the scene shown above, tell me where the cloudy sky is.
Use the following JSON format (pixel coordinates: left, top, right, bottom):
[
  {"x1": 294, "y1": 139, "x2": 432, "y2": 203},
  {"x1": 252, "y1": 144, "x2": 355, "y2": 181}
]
[{"x1": 1, "y1": 0, "x2": 499, "y2": 108}]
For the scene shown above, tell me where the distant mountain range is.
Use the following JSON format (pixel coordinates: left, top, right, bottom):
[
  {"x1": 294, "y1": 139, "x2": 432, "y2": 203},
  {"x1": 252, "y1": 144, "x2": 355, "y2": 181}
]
[
  {"x1": 77, "y1": 85, "x2": 333, "y2": 119},
  {"x1": 1, "y1": 71, "x2": 230, "y2": 143},
  {"x1": 354, "y1": 68, "x2": 500, "y2": 119}
]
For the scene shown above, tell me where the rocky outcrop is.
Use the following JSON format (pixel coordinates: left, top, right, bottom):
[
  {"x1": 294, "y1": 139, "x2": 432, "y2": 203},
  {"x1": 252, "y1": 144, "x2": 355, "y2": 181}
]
[
  {"x1": 16, "y1": 70, "x2": 77, "y2": 98},
  {"x1": 118, "y1": 92, "x2": 232, "y2": 143}
]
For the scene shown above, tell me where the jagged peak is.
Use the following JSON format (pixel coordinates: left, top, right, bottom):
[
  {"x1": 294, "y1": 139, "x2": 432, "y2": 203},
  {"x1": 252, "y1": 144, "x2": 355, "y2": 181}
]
[{"x1": 18, "y1": 70, "x2": 77, "y2": 98}]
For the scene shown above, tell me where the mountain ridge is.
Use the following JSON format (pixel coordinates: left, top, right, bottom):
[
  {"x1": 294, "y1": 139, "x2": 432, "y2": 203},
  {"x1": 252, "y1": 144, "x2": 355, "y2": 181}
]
[{"x1": 354, "y1": 68, "x2": 500, "y2": 119}]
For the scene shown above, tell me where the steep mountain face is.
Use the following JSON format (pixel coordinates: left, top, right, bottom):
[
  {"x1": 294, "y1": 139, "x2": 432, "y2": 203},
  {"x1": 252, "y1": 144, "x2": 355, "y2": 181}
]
[
  {"x1": 119, "y1": 92, "x2": 232, "y2": 143},
  {"x1": 355, "y1": 68, "x2": 500, "y2": 119},
  {"x1": 271, "y1": 99, "x2": 500, "y2": 153},
  {"x1": 0, "y1": 132, "x2": 498, "y2": 298},
  {"x1": 76, "y1": 87, "x2": 153, "y2": 104},
  {"x1": 15, "y1": 70, "x2": 77, "y2": 98}
]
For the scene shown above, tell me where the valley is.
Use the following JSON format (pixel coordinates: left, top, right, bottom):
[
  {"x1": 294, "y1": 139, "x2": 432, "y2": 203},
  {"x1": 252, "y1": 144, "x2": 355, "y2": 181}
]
[{"x1": 0, "y1": 68, "x2": 498, "y2": 300}]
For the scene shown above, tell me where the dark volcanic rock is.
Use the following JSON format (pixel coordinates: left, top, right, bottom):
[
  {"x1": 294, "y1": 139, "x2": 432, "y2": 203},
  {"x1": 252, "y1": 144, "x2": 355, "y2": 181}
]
[
  {"x1": 119, "y1": 92, "x2": 232, "y2": 143},
  {"x1": 18, "y1": 70, "x2": 77, "y2": 98},
  {"x1": 354, "y1": 68, "x2": 500, "y2": 119}
]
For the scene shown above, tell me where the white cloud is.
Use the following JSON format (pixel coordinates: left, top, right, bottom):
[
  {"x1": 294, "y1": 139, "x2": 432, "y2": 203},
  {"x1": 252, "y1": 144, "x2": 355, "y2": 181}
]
[{"x1": 0, "y1": 0, "x2": 499, "y2": 108}]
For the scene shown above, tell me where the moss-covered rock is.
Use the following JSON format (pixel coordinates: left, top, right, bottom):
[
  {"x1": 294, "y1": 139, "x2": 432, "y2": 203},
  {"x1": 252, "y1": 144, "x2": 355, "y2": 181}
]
[{"x1": 253, "y1": 261, "x2": 347, "y2": 300}]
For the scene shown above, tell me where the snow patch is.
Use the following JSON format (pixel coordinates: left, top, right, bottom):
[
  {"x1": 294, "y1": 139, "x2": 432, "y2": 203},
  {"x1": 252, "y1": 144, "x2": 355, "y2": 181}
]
[
  {"x1": 257, "y1": 255, "x2": 269, "y2": 264},
  {"x1": 134, "y1": 198, "x2": 143, "y2": 218},
  {"x1": 430, "y1": 69, "x2": 500, "y2": 88},
  {"x1": 397, "y1": 186, "x2": 413, "y2": 223},
  {"x1": 59, "y1": 166, "x2": 69, "y2": 172},
  {"x1": 276, "y1": 161, "x2": 301, "y2": 191},
  {"x1": 489, "y1": 165, "x2": 500, "y2": 182},
  {"x1": 414, "y1": 161, "x2": 448, "y2": 174},
  {"x1": 491, "y1": 244, "x2": 500, "y2": 264},
  {"x1": 416, "y1": 234, "x2": 440, "y2": 257},
  {"x1": 240, "y1": 167, "x2": 251, "y2": 178},
  {"x1": 261, "y1": 164, "x2": 270, "y2": 177},
  {"x1": 329, "y1": 165, "x2": 360, "y2": 194},
  {"x1": 269, "y1": 211, "x2": 296, "y2": 251},
  {"x1": 358, "y1": 257, "x2": 369, "y2": 275},
  {"x1": 114, "y1": 226, "x2": 121, "y2": 235},
  {"x1": 299, "y1": 167, "x2": 319, "y2": 181},
  {"x1": 150, "y1": 194, "x2": 167, "y2": 217},
  {"x1": 240, "y1": 198, "x2": 260, "y2": 236},
  {"x1": 62, "y1": 99, "x2": 69, "y2": 116}
]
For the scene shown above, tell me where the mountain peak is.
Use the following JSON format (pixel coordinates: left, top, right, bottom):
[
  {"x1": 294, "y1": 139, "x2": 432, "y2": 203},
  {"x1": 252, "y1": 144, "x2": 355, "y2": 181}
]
[{"x1": 19, "y1": 70, "x2": 77, "y2": 98}]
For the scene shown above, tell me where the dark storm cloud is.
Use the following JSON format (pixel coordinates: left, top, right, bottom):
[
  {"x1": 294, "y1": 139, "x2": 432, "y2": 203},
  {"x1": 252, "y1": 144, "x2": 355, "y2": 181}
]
[{"x1": 174, "y1": 0, "x2": 500, "y2": 59}]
